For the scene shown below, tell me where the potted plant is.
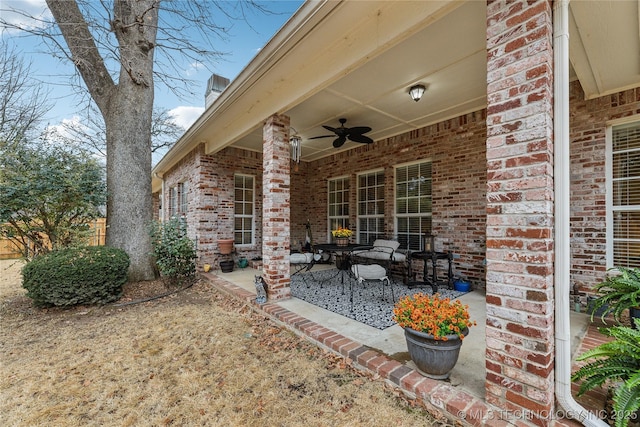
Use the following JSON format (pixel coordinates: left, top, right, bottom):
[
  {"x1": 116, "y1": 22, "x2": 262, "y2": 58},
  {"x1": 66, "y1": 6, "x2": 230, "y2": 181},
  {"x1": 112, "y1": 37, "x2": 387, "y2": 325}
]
[
  {"x1": 588, "y1": 267, "x2": 640, "y2": 327},
  {"x1": 393, "y1": 292, "x2": 476, "y2": 379},
  {"x1": 331, "y1": 227, "x2": 352, "y2": 246},
  {"x1": 572, "y1": 321, "x2": 640, "y2": 427}
]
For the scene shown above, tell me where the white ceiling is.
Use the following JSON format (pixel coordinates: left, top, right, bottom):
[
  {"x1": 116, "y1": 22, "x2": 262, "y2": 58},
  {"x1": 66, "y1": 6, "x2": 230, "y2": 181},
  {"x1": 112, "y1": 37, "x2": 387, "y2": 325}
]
[
  {"x1": 232, "y1": 1, "x2": 489, "y2": 162},
  {"x1": 153, "y1": 0, "x2": 640, "y2": 185}
]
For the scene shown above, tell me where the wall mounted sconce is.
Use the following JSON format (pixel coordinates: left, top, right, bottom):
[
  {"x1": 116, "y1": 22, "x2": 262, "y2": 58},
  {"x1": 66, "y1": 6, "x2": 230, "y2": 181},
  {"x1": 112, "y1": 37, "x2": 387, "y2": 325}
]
[{"x1": 409, "y1": 84, "x2": 426, "y2": 102}]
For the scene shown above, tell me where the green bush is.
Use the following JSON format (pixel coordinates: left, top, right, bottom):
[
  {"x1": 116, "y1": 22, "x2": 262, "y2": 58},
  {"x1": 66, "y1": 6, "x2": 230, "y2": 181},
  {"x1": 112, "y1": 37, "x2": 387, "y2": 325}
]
[
  {"x1": 149, "y1": 218, "x2": 197, "y2": 286},
  {"x1": 22, "y1": 246, "x2": 130, "y2": 307}
]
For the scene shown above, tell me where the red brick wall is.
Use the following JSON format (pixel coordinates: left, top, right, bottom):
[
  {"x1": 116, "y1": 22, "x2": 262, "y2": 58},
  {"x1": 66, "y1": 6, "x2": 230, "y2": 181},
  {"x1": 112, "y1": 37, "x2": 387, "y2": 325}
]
[
  {"x1": 569, "y1": 81, "x2": 640, "y2": 293},
  {"x1": 157, "y1": 112, "x2": 488, "y2": 286},
  {"x1": 485, "y1": 0, "x2": 555, "y2": 424},
  {"x1": 160, "y1": 144, "x2": 263, "y2": 271},
  {"x1": 305, "y1": 111, "x2": 488, "y2": 287}
]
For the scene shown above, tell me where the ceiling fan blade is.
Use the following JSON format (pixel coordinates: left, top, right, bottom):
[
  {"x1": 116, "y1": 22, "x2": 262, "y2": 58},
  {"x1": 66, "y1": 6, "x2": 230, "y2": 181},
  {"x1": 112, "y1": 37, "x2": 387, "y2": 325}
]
[
  {"x1": 347, "y1": 126, "x2": 372, "y2": 135},
  {"x1": 348, "y1": 133, "x2": 374, "y2": 144},
  {"x1": 308, "y1": 134, "x2": 335, "y2": 140},
  {"x1": 322, "y1": 125, "x2": 338, "y2": 133},
  {"x1": 333, "y1": 136, "x2": 346, "y2": 148}
]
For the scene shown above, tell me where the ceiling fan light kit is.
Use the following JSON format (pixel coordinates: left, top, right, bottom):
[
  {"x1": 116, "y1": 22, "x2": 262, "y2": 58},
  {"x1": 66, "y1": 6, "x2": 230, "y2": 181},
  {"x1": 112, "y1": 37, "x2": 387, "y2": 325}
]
[
  {"x1": 409, "y1": 84, "x2": 426, "y2": 102},
  {"x1": 309, "y1": 118, "x2": 373, "y2": 148}
]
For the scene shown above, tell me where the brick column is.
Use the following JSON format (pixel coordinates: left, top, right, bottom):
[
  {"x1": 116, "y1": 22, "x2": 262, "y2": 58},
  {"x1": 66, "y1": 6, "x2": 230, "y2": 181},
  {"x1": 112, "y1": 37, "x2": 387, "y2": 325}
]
[
  {"x1": 262, "y1": 114, "x2": 291, "y2": 300},
  {"x1": 485, "y1": 1, "x2": 555, "y2": 425}
]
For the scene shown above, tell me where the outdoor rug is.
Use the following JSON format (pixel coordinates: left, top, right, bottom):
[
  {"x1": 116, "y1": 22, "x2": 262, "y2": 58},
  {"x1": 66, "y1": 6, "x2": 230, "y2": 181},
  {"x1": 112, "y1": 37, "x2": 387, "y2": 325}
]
[{"x1": 290, "y1": 268, "x2": 469, "y2": 330}]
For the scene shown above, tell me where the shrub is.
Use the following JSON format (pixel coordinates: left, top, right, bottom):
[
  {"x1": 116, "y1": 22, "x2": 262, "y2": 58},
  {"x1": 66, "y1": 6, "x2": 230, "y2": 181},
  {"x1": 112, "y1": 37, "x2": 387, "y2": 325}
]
[
  {"x1": 22, "y1": 246, "x2": 129, "y2": 307},
  {"x1": 149, "y1": 218, "x2": 197, "y2": 286}
]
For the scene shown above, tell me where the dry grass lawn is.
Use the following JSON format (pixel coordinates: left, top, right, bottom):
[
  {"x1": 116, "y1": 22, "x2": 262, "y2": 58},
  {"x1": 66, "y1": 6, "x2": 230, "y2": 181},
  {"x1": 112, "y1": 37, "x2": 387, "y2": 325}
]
[{"x1": 0, "y1": 259, "x2": 453, "y2": 426}]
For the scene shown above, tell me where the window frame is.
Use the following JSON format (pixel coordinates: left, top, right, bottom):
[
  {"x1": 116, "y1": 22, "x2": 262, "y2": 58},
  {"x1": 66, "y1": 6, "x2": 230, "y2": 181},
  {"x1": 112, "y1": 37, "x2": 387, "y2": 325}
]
[
  {"x1": 606, "y1": 117, "x2": 640, "y2": 269},
  {"x1": 394, "y1": 159, "x2": 433, "y2": 251},
  {"x1": 356, "y1": 168, "x2": 385, "y2": 245},
  {"x1": 234, "y1": 174, "x2": 255, "y2": 247},
  {"x1": 327, "y1": 175, "x2": 351, "y2": 240}
]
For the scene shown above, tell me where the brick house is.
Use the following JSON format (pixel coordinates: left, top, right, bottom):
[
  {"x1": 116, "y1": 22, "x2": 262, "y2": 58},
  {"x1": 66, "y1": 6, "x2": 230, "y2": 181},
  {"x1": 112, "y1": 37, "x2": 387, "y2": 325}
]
[{"x1": 152, "y1": 1, "x2": 640, "y2": 425}]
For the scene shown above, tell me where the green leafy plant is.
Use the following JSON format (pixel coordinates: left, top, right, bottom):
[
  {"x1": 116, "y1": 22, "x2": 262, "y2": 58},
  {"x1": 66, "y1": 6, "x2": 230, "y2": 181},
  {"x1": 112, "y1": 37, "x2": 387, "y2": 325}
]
[
  {"x1": 22, "y1": 246, "x2": 129, "y2": 307},
  {"x1": 0, "y1": 143, "x2": 106, "y2": 260},
  {"x1": 572, "y1": 321, "x2": 640, "y2": 427},
  {"x1": 149, "y1": 218, "x2": 197, "y2": 286},
  {"x1": 589, "y1": 267, "x2": 640, "y2": 324}
]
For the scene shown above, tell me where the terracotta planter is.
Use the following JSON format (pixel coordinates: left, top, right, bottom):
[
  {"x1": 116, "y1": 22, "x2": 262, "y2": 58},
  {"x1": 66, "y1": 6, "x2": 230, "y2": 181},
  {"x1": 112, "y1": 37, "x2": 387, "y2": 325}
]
[
  {"x1": 404, "y1": 327, "x2": 468, "y2": 379},
  {"x1": 217, "y1": 239, "x2": 234, "y2": 255}
]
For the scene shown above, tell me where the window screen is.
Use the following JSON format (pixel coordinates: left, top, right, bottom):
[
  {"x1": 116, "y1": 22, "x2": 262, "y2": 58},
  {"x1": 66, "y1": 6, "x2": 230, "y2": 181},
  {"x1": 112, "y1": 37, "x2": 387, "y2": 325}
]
[
  {"x1": 395, "y1": 161, "x2": 432, "y2": 250},
  {"x1": 612, "y1": 123, "x2": 640, "y2": 267},
  {"x1": 234, "y1": 174, "x2": 254, "y2": 245}
]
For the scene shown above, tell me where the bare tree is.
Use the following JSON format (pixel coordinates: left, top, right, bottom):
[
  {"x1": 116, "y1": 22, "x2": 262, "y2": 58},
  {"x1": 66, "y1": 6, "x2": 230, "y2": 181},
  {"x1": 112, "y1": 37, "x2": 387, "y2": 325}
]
[
  {"x1": 1, "y1": 0, "x2": 271, "y2": 280},
  {"x1": 50, "y1": 103, "x2": 185, "y2": 163},
  {"x1": 0, "y1": 44, "x2": 51, "y2": 148}
]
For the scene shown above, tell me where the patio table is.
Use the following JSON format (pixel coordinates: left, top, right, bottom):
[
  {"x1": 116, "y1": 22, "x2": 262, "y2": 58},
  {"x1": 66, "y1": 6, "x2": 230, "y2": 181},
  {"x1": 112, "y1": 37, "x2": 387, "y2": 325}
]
[
  {"x1": 313, "y1": 243, "x2": 373, "y2": 292},
  {"x1": 408, "y1": 251, "x2": 454, "y2": 293}
]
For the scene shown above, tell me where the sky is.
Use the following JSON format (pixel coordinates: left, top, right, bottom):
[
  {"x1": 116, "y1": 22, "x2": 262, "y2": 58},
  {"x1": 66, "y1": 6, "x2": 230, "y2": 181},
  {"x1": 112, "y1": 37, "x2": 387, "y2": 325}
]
[{"x1": 1, "y1": 0, "x2": 303, "y2": 132}]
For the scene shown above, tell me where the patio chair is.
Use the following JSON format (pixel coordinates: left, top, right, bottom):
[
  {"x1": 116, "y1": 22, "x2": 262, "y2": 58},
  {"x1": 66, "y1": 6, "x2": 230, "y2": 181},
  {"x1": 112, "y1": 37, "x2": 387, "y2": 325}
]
[
  {"x1": 349, "y1": 263, "x2": 395, "y2": 312},
  {"x1": 351, "y1": 239, "x2": 408, "y2": 282},
  {"x1": 290, "y1": 252, "x2": 315, "y2": 287}
]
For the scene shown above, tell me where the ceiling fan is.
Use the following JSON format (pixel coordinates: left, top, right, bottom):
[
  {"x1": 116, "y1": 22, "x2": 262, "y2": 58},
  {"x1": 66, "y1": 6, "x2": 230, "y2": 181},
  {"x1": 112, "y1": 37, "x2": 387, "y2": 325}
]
[{"x1": 309, "y1": 118, "x2": 373, "y2": 148}]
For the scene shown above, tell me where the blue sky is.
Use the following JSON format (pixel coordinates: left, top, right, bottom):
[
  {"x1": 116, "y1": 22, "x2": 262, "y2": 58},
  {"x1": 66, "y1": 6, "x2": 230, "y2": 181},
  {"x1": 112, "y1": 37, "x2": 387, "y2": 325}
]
[{"x1": 1, "y1": 0, "x2": 303, "y2": 130}]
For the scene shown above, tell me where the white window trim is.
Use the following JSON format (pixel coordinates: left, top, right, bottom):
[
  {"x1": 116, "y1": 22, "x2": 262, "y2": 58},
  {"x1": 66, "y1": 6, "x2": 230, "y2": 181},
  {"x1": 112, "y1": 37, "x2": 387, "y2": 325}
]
[
  {"x1": 394, "y1": 159, "x2": 433, "y2": 251},
  {"x1": 234, "y1": 174, "x2": 255, "y2": 247},
  {"x1": 606, "y1": 117, "x2": 640, "y2": 269},
  {"x1": 357, "y1": 168, "x2": 385, "y2": 244},
  {"x1": 327, "y1": 175, "x2": 351, "y2": 240}
]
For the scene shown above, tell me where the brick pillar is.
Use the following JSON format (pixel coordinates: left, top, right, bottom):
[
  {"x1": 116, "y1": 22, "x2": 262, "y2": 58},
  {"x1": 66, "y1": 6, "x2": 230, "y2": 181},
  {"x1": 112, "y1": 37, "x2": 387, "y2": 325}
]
[
  {"x1": 193, "y1": 144, "x2": 221, "y2": 270},
  {"x1": 485, "y1": 1, "x2": 555, "y2": 425},
  {"x1": 262, "y1": 114, "x2": 291, "y2": 300}
]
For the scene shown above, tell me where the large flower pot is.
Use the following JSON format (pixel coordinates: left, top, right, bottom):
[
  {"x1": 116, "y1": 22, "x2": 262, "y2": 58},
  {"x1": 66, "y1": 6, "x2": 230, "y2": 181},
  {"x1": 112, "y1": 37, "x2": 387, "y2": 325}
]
[
  {"x1": 404, "y1": 327, "x2": 468, "y2": 379},
  {"x1": 219, "y1": 260, "x2": 234, "y2": 273},
  {"x1": 217, "y1": 239, "x2": 234, "y2": 255}
]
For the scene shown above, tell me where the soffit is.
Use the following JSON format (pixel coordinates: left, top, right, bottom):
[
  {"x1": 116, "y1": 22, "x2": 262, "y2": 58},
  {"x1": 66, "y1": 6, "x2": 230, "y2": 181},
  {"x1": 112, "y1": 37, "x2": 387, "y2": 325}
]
[{"x1": 152, "y1": 0, "x2": 640, "y2": 191}]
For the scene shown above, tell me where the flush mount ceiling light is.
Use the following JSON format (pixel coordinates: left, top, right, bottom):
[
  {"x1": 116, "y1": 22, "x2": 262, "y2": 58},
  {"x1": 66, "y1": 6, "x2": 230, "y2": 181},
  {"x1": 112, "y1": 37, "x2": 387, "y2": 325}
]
[{"x1": 409, "y1": 84, "x2": 426, "y2": 102}]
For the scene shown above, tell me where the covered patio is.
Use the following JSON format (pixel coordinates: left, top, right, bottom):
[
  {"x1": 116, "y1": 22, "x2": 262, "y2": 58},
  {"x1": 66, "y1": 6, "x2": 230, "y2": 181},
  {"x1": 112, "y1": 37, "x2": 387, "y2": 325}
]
[{"x1": 152, "y1": 1, "x2": 640, "y2": 425}]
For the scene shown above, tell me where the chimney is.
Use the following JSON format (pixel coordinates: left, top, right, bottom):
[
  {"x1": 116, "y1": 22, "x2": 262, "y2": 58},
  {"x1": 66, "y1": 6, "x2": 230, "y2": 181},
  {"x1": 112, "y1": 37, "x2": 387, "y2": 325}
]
[{"x1": 205, "y1": 74, "x2": 230, "y2": 108}]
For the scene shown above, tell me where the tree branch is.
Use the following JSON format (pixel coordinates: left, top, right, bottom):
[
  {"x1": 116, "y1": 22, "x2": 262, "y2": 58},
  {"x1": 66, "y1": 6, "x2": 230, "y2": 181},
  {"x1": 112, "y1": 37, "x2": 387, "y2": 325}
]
[{"x1": 45, "y1": 0, "x2": 115, "y2": 115}]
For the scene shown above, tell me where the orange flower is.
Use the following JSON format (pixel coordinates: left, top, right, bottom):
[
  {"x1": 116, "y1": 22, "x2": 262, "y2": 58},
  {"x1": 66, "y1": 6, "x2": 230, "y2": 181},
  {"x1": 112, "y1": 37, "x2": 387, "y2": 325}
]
[{"x1": 392, "y1": 293, "x2": 476, "y2": 340}]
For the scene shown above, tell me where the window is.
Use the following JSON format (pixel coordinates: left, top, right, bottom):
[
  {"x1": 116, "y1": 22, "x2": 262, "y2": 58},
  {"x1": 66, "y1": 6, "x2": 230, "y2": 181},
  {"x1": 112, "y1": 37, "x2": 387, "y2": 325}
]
[
  {"x1": 395, "y1": 161, "x2": 432, "y2": 251},
  {"x1": 610, "y1": 121, "x2": 640, "y2": 268},
  {"x1": 234, "y1": 174, "x2": 254, "y2": 245},
  {"x1": 169, "y1": 186, "x2": 178, "y2": 218},
  {"x1": 168, "y1": 182, "x2": 188, "y2": 219},
  {"x1": 357, "y1": 170, "x2": 385, "y2": 244},
  {"x1": 328, "y1": 177, "x2": 350, "y2": 237},
  {"x1": 179, "y1": 182, "x2": 188, "y2": 216}
]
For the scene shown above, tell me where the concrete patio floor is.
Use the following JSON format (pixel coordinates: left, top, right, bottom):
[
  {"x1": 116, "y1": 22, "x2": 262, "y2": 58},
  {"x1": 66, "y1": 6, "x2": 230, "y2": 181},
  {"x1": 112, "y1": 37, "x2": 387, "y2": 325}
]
[{"x1": 205, "y1": 263, "x2": 592, "y2": 403}]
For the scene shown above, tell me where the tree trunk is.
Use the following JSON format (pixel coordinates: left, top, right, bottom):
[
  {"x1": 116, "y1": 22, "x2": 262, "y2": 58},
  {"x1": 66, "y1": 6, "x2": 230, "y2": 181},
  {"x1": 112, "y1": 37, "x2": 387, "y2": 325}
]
[
  {"x1": 105, "y1": 89, "x2": 156, "y2": 281},
  {"x1": 104, "y1": 1, "x2": 158, "y2": 281},
  {"x1": 46, "y1": 0, "x2": 159, "y2": 281}
]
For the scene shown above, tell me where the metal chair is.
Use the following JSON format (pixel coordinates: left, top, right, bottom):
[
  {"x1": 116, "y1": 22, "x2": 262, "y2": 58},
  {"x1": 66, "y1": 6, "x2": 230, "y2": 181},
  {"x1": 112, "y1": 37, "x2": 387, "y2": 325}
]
[
  {"x1": 290, "y1": 252, "x2": 315, "y2": 287},
  {"x1": 349, "y1": 263, "x2": 395, "y2": 312}
]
